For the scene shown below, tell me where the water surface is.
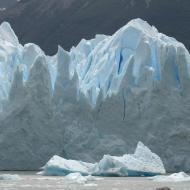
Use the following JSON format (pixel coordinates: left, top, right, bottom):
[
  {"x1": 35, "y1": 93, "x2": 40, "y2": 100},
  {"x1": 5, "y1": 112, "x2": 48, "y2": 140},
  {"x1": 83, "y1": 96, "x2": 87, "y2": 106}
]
[{"x1": 0, "y1": 171, "x2": 189, "y2": 190}]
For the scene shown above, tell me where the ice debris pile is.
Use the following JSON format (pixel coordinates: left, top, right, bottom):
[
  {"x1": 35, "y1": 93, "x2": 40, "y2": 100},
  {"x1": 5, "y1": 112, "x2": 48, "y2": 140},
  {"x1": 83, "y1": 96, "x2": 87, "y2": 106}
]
[
  {"x1": 149, "y1": 172, "x2": 190, "y2": 183},
  {"x1": 40, "y1": 142, "x2": 166, "y2": 177},
  {"x1": 0, "y1": 18, "x2": 190, "y2": 172}
]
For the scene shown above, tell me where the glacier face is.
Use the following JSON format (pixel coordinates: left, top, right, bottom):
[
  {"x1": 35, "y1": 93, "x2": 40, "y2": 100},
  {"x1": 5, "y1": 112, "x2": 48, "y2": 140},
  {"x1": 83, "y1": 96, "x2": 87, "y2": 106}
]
[{"x1": 0, "y1": 18, "x2": 190, "y2": 172}]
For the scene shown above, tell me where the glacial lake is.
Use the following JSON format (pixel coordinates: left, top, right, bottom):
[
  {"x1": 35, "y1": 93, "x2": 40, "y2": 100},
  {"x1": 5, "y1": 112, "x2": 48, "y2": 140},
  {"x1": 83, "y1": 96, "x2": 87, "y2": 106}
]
[{"x1": 0, "y1": 171, "x2": 189, "y2": 190}]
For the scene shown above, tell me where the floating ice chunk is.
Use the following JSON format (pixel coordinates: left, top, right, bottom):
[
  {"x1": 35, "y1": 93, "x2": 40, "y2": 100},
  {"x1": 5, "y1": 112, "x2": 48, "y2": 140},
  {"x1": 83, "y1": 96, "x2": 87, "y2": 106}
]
[
  {"x1": 149, "y1": 172, "x2": 190, "y2": 182},
  {"x1": 0, "y1": 174, "x2": 22, "y2": 180},
  {"x1": 65, "y1": 173, "x2": 88, "y2": 184},
  {"x1": 40, "y1": 155, "x2": 95, "y2": 176},
  {"x1": 40, "y1": 142, "x2": 165, "y2": 177},
  {"x1": 65, "y1": 173, "x2": 102, "y2": 184}
]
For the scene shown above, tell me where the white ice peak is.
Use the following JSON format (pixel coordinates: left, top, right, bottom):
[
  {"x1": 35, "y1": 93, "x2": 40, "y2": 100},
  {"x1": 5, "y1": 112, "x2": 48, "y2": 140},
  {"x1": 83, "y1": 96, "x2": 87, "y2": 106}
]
[{"x1": 0, "y1": 18, "x2": 189, "y2": 108}]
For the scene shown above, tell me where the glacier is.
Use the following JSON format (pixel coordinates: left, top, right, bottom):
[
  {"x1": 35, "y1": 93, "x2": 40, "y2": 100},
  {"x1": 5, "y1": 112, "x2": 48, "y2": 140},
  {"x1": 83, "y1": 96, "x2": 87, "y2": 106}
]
[
  {"x1": 40, "y1": 142, "x2": 166, "y2": 177},
  {"x1": 0, "y1": 18, "x2": 190, "y2": 172}
]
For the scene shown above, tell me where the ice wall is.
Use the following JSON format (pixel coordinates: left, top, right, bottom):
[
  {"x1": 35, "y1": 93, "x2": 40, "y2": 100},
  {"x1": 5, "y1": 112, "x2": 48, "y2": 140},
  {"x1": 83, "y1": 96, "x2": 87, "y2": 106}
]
[{"x1": 0, "y1": 19, "x2": 190, "y2": 172}]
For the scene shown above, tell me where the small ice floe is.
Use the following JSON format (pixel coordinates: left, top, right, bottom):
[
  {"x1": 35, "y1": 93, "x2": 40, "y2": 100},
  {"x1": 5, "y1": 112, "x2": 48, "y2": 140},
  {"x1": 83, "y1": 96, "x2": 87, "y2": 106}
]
[
  {"x1": 149, "y1": 172, "x2": 190, "y2": 182},
  {"x1": 0, "y1": 174, "x2": 22, "y2": 180},
  {"x1": 65, "y1": 172, "x2": 102, "y2": 184},
  {"x1": 40, "y1": 142, "x2": 166, "y2": 177}
]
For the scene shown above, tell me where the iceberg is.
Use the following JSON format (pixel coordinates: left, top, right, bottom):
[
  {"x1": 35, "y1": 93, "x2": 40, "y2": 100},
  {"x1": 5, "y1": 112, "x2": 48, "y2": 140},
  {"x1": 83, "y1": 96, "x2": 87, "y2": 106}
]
[
  {"x1": 40, "y1": 142, "x2": 166, "y2": 177},
  {"x1": 0, "y1": 18, "x2": 190, "y2": 172}
]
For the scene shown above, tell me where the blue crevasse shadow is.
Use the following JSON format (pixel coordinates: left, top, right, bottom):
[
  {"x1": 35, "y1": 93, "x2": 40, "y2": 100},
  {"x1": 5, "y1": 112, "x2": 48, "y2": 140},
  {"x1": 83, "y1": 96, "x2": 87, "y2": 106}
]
[
  {"x1": 118, "y1": 53, "x2": 124, "y2": 74},
  {"x1": 150, "y1": 41, "x2": 161, "y2": 81}
]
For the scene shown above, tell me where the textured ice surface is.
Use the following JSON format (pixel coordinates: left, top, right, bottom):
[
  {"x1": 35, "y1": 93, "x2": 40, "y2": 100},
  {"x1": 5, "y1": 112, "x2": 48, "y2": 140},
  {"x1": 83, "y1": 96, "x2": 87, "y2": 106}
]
[
  {"x1": 0, "y1": 19, "x2": 188, "y2": 107},
  {"x1": 0, "y1": 19, "x2": 190, "y2": 172},
  {"x1": 149, "y1": 172, "x2": 190, "y2": 182},
  {"x1": 40, "y1": 142, "x2": 166, "y2": 177}
]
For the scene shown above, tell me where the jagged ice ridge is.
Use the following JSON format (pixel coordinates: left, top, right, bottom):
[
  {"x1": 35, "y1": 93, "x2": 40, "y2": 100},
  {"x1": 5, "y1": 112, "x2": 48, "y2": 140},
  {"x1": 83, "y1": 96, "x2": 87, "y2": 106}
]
[{"x1": 0, "y1": 19, "x2": 190, "y2": 172}]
